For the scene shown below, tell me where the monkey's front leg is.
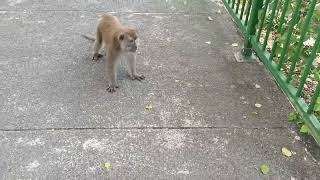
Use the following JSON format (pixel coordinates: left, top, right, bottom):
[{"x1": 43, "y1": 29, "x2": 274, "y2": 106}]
[
  {"x1": 106, "y1": 54, "x2": 119, "y2": 93},
  {"x1": 127, "y1": 52, "x2": 145, "y2": 81}
]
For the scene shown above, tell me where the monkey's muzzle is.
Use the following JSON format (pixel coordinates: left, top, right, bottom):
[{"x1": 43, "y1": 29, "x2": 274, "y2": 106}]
[{"x1": 131, "y1": 45, "x2": 137, "y2": 52}]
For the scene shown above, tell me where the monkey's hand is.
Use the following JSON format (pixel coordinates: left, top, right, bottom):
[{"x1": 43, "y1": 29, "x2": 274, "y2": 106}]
[
  {"x1": 129, "y1": 74, "x2": 145, "y2": 81},
  {"x1": 92, "y1": 53, "x2": 103, "y2": 61}
]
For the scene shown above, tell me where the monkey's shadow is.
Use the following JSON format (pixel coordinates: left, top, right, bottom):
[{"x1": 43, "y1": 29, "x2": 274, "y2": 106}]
[
  {"x1": 117, "y1": 60, "x2": 130, "y2": 80},
  {"x1": 95, "y1": 55, "x2": 130, "y2": 81}
]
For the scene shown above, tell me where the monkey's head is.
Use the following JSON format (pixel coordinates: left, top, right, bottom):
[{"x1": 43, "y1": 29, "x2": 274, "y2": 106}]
[{"x1": 117, "y1": 29, "x2": 138, "y2": 52}]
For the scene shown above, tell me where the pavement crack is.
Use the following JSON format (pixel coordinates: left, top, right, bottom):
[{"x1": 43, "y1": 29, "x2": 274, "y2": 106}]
[
  {"x1": 0, "y1": 126, "x2": 289, "y2": 132},
  {"x1": 0, "y1": 9, "x2": 214, "y2": 15}
]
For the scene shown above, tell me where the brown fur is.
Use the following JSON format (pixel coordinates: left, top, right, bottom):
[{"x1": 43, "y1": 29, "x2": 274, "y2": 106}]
[{"x1": 91, "y1": 15, "x2": 144, "y2": 93}]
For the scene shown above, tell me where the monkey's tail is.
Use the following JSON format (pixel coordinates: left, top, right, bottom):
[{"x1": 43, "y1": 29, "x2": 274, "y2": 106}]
[{"x1": 81, "y1": 34, "x2": 96, "y2": 41}]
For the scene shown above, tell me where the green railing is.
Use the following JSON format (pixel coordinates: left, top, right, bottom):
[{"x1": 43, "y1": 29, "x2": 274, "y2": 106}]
[{"x1": 222, "y1": 0, "x2": 320, "y2": 144}]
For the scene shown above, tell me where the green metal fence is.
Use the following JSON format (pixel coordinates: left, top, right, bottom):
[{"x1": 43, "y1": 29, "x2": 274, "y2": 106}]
[{"x1": 223, "y1": 0, "x2": 320, "y2": 144}]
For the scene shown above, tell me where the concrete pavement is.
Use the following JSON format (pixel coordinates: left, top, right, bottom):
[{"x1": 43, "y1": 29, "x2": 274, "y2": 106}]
[{"x1": 0, "y1": 0, "x2": 319, "y2": 179}]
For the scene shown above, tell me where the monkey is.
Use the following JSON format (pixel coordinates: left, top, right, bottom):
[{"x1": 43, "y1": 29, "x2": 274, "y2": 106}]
[{"x1": 82, "y1": 15, "x2": 145, "y2": 93}]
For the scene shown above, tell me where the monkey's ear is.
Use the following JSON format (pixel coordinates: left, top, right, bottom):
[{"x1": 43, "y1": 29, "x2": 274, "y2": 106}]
[
  {"x1": 118, "y1": 33, "x2": 125, "y2": 41},
  {"x1": 128, "y1": 28, "x2": 138, "y2": 36}
]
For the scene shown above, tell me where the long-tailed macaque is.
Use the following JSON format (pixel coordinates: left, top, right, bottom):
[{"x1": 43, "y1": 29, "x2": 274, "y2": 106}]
[{"x1": 82, "y1": 15, "x2": 145, "y2": 92}]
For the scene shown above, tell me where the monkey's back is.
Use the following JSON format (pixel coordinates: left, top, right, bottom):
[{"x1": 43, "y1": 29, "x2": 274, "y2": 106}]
[{"x1": 97, "y1": 15, "x2": 125, "y2": 44}]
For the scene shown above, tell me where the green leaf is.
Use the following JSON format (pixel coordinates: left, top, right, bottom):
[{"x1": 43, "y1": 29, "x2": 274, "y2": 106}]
[
  {"x1": 260, "y1": 164, "x2": 270, "y2": 175},
  {"x1": 280, "y1": 32, "x2": 289, "y2": 42},
  {"x1": 104, "y1": 161, "x2": 111, "y2": 171},
  {"x1": 301, "y1": 51, "x2": 310, "y2": 62},
  {"x1": 288, "y1": 112, "x2": 304, "y2": 125},
  {"x1": 315, "y1": 72, "x2": 320, "y2": 81},
  {"x1": 274, "y1": 46, "x2": 283, "y2": 58},
  {"x1": 314, "y1": 104, "x2": 320, "y2": 112},
  {"x1": 288, "y1": 112, "x2": 298, "y2": 122},
  {"x1": 314, "y1": 9, "x2": 320, "y2": 21},
  {"x1": 258, "y1": 10, "x2": 263, "y2": 20},
  {"x1": 300, "y1": 124, "x2": 310, "y2": 134}
]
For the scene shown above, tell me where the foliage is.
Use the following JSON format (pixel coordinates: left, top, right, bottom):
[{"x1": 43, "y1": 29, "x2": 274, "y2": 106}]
[
  {"x1": 260, "y1": 1, "x2": 320, "y2": 130},
  {"x1": 288, "y1": 111, "x2": 310, "y2": 134}
]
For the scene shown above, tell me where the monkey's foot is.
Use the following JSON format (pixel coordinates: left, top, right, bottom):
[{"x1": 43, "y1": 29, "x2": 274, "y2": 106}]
[
  {"x1": 129, "y1": 75, "x2": 145, "y2": 81},
  {"x1": 107, "y1": 85, "x2": 119, "y2": 93},
  {"x1": 107, "y1": 86, "x2": 116, "y2": 93},
  {"x1": 92, "y1": 53, "x2": 103, "y2": 60}
]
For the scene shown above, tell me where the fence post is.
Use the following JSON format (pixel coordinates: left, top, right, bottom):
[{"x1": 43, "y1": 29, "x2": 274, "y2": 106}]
[{"x1": 242, "y1": 0, "x2": 263, "y2": 60}]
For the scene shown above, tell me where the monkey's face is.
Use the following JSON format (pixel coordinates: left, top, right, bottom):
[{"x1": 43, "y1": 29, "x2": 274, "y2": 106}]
[
  {"x1": 123, "y1": 37, "x2": 137, "y2": 52},
  {"x1": 118, "y1": 31, "x2": 138, "y2": 52}
]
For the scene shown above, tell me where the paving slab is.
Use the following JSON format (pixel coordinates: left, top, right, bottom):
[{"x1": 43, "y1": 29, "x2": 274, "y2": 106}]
[
  {"x1": 0, "y1": 129, "x2": 319, "y2": 179},
  {"x1": 0, "y1": 11, "x2": 291, "y2": 129},
  {"x1": 0, "y1": 0, "x2": 319, "y2": 179}
]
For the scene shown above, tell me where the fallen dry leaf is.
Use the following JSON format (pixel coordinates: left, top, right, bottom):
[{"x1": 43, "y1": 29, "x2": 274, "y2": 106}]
[
  {"x1": 282, "y1": 147, "x2": 292, "y2": 157},
  {"x1": 231, "y1": 43, "x2": 238, "y2": 47},
  {"x1": 260, "y1": 164, "x2": 270, "y2": 175},
  {"x1": 145, "y1": 104, "x2": 153, "y2": 110}
]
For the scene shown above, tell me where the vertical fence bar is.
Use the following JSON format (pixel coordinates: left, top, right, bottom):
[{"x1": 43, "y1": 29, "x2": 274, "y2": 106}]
[
  {"x1": 236, "y1": 0, "x2": 241, "y2": 13},
  {"x1": 262, "y1": 0, "x2": 279, "y2": 50},
  {"x1": 232, "y1": 0, "x2": 236, "y2": 8},
  {"x1": 240, "y1": 0, "x2": 247, "y2": 20},
  {"x1": 296, "y1": 28, "x2": 320, "y2": 97},
  {"x1": 243, "y1": 0, "x2": 263, "y2": 58},
  {"x1": 256, "y1": 0, "x2": 270, "y2": 41},
  {"x1": 287, "y1": 0, "x2": 318, "y2": 83},
  {"x1": 277, "y1": 0, "x2": 303, "y2": 70},
  {"x1": 308, "y1": 83, "x2": 320, "y2": 114},
  {"x1": 244, "y1": 0, "x2": 253, "y2": 25},
  {"x1": 269, "y1": 0, "x2": 291, "y2": 61}
]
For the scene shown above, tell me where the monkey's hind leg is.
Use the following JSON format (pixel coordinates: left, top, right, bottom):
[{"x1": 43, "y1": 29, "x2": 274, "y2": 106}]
[{"x1": 92, "y1": 31, "x2": 104, "y2": 60}]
